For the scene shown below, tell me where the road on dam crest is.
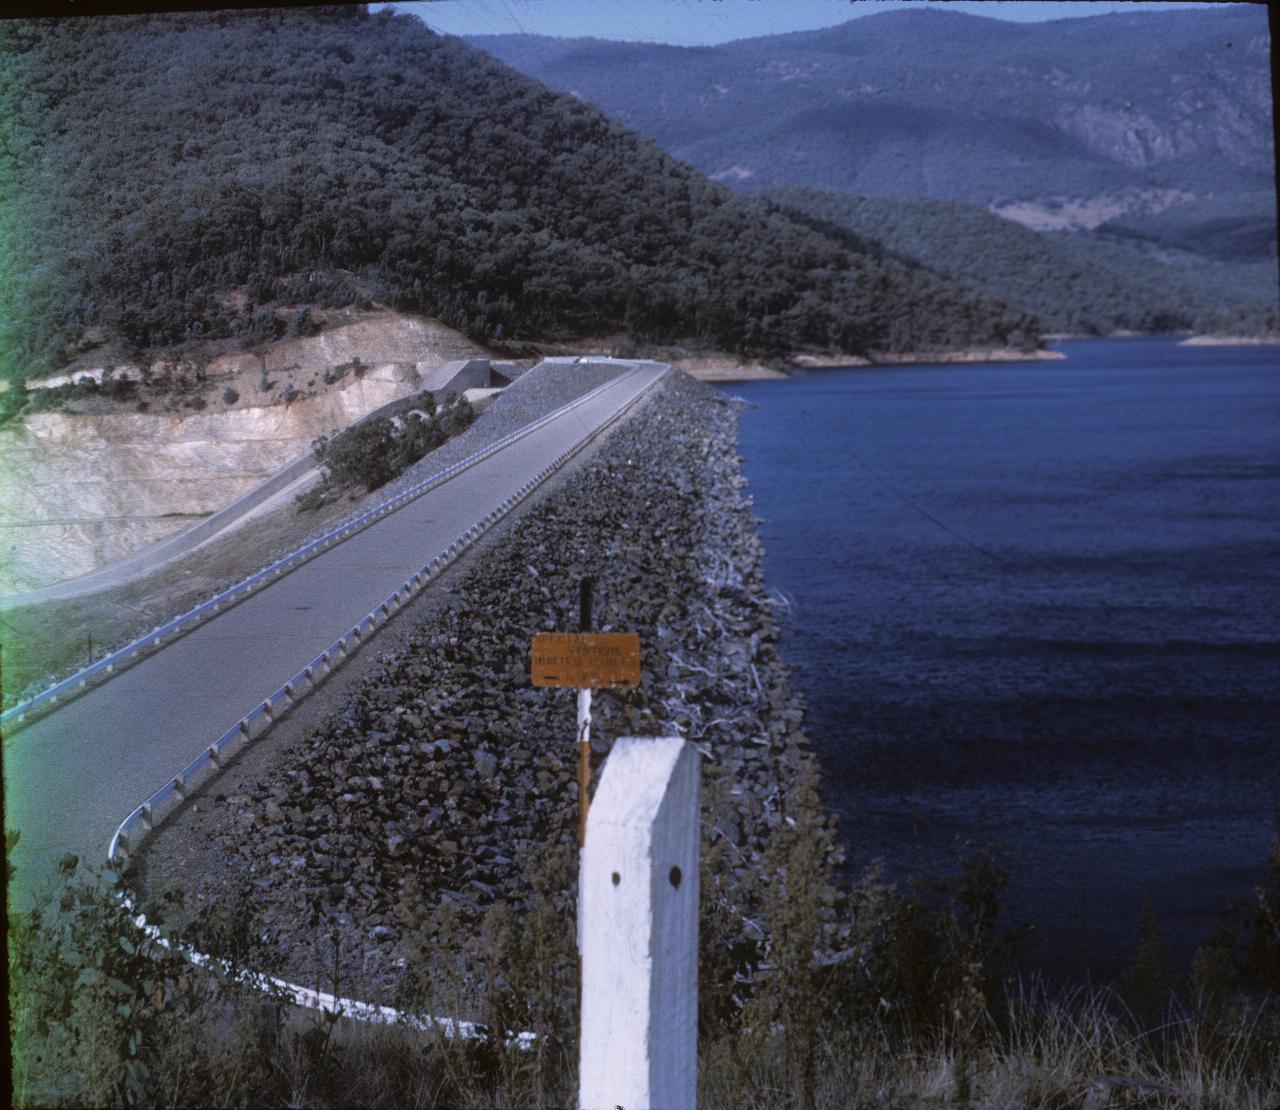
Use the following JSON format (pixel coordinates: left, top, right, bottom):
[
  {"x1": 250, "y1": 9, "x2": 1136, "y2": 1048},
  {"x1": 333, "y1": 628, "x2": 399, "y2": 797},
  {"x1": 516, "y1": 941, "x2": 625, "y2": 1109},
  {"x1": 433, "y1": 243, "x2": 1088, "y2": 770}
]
[{"x1": 5, "y1": 363, "x2": 666, "y2": 902}]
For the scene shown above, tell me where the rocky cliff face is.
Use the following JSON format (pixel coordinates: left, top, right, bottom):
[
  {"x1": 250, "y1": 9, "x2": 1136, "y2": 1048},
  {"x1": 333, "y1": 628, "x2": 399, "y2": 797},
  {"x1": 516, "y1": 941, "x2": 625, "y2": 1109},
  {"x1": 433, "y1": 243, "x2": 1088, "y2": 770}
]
[
  {"x1": 0, "y1": 314, "x2": 489, "y2": 594},
  {"x1": 1050, "y1": 77, "x2": 1273, "y2": 177},
  {"x1": 207, "y1": 314, "x2": 484, "y2": 381}
]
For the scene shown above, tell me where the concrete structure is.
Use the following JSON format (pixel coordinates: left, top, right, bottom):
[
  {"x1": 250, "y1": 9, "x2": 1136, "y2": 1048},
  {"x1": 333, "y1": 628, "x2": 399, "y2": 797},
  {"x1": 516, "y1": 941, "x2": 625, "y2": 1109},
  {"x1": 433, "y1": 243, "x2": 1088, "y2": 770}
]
[
  {"x1": 579, "y1": 736, "x2": 700, "y2": 1110},
  {"x1": 417, "y1": 357, "x2": 493, "y2": 395}
]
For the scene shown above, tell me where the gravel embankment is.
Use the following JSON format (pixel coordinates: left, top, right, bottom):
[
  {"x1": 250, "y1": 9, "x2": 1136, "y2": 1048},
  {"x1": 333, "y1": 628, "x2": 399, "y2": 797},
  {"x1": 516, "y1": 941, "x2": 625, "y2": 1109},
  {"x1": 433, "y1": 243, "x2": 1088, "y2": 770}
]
[{"x1": 139, "y1": 370, "x2": 822, "y2": 1003}]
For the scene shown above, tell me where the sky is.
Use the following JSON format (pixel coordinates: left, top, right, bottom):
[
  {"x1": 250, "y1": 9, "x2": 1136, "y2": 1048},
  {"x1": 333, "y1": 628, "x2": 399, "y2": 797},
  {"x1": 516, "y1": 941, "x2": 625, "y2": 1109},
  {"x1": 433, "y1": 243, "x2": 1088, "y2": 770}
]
[{"x1": 390, "y1": 0, "x2": 1238, "y2": 45}]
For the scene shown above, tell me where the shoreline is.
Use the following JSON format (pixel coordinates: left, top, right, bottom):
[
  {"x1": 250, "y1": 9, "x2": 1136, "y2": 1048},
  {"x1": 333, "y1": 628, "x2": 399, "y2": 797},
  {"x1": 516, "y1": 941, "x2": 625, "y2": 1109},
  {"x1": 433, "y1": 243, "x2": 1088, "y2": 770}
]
[
  {"x1": 1178, "y1": 334, "x2": 1280, "y2": 347},
  {"x1": 789, "y1": 346, "x2": 1066, "y2": 369},
  {"x1": 668, "y1": 356, "x2": 787, "y2": 382},
  {"x1": 682, "y1": 345, "x2": 1066, "y2": 382}
]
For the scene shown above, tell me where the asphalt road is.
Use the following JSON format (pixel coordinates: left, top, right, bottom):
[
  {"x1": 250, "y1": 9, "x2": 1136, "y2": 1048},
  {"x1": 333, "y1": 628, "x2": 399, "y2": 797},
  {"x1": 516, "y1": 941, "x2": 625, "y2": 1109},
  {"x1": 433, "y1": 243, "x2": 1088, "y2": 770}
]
[{"x1": 4, "y1": 363, "x2": 665, "y2": 904}]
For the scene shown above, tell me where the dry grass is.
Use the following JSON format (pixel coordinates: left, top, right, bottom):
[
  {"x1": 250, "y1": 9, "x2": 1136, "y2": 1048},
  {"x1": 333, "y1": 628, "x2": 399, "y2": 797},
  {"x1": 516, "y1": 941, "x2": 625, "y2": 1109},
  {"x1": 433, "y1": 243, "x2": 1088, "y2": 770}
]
[
  {"x1": 10, "y1": 862, "x2": 1280, "y2": 1108},
  {"x1": 696, "y1": 990, "x2": 1280, "y2": 1109}
]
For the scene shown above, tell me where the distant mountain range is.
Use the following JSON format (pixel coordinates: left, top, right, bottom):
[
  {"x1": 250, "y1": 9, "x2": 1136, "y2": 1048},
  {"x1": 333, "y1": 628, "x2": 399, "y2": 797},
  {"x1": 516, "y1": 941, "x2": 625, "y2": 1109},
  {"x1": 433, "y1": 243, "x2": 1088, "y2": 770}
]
[
  {"x1": 0, "y1": 5, "x2": 1038, "y2": 391},
  {"x1": 469, "y1": 6, "x2": 1277, "y2": 336},
  {"x1": 469, "y1": 7, "x2": 1272, "y2": 232}
]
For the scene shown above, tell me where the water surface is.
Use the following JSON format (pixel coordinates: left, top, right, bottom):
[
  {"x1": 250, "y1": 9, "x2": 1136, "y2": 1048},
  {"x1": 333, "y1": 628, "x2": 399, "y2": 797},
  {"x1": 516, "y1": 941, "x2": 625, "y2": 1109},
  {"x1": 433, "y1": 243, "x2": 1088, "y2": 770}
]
[{"x1": 728, "y1": 338, "x2": 1280, "y2": 980}]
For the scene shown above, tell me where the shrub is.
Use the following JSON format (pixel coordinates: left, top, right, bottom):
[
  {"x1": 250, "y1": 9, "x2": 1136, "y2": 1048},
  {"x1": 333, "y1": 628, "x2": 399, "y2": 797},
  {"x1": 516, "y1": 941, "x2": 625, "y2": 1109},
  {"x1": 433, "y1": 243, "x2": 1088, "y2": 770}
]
[
  {"x1": 1239, "y1": 837, "x2": 1280, "y2": 991},
  {"x1": 0, "y1": 382, "x2": 29, "y2": 427},
  {"x1": 1124, "y1": 901, "x2": 1175, "y2": 1031},
  {"x1": 293, "y1": 483, "x2": 332, "y2": 512},
  {"x1": 246, "y1": 271, "x2": 275, "y2": 305},
  {"x1": 397, "y1": 838, "x2": 577, "y2": 1104},
  {"x1": 103, "y1": 376, "x2": 136, "y2": 401},
  {"x1": 314, "y1": 416, "x2": 399, "y2": 491},
  {"x1": 322, "y1": 357, "x2": 363, "y2": 385},
  {"x1": 237, "y1": 309, "x2": 284, "y2": 343},
  {"x1": 222, "y1": 386, "x2": 239, "y2": 405},
  {"x1": 8, "y1": 845, "x2": 286, "y2": 1107},
  {"x1": 310, "y1": 398, "x2": 473, "y2": 496}
]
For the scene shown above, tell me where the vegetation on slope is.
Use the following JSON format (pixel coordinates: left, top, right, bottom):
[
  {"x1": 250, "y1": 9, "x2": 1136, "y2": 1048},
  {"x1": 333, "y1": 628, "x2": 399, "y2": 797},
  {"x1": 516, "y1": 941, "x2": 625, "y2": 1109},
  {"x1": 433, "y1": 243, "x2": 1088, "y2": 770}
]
[
  {"x1": 769, "y1": 187, "x2": 1279, "y2": 337},
  {"x1": 469, "y1": 7, "x2": 1272, "y2": 212},
  {"x1": 9, "y1": 815, "x2": 1280, "y2": 1106},
  {"x1": 1051, "y1": 234, "x2": 1279, "y2": 338},
  {"x1": 298, "y1": 391, "x2": 475, "y2": 511},
  {"x1": 0, "y1": 4, "x2": 1037, "y2": 388},
  {"x1": 1096, "y1": 188, "x2": 1280, "y2": 265}
]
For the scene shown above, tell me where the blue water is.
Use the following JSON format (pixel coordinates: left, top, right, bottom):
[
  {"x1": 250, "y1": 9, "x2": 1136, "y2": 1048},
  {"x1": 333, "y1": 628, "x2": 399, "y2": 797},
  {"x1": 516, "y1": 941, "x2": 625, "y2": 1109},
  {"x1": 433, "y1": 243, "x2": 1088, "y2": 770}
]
[{"x1": 727, "y1": 338, "x2": 1280, "y2": 981}]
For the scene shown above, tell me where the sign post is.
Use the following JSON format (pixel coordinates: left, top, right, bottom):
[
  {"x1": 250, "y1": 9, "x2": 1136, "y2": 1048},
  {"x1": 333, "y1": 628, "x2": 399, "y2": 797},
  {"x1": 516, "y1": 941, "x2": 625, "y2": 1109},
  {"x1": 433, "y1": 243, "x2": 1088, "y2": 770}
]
[
  {"x1": 533, "y1": 590, "x2": 669, "y2": 1109},
  {"x1": 530, "y1": 581, "x2": 641, "y2": 928},
  {"x1": 530, "y1": 620, "x2": 640, "y2": 844}
]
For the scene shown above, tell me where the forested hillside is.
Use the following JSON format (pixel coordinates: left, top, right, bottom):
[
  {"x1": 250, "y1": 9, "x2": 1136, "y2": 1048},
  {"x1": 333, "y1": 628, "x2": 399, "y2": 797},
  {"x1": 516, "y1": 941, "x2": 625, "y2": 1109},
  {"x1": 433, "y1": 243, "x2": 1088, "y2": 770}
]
[
  {"x1": 471, "y1": 6, "x2": 1275, "y2": 338},
  {"x1": 769, "y1": 188, "x2": 1279, "y2": 337},
  {"x1": 1091, "y1": 189, "x2": 1278, "y2": 265},
  {"x1": 0, "y1": 5, "x2": 1039, "y2": 388},
  {"x1": 469, "y1": 7, "x2": 1271, "y2": 220}
]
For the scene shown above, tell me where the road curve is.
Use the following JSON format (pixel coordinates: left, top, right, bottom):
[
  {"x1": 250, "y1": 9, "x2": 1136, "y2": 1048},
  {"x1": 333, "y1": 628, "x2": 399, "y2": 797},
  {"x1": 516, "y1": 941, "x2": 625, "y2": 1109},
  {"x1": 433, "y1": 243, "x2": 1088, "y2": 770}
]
[{"x1": 4, "y1": 362, "x2": 666, "y2": 902}]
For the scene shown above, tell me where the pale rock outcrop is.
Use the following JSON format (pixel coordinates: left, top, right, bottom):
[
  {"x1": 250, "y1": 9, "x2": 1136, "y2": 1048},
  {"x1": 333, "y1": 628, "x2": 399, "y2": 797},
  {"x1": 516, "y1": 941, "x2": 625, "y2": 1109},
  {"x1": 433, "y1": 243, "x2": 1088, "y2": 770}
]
[{"x1": 0, "y1": 314, "x2": 489, "y2": 593}]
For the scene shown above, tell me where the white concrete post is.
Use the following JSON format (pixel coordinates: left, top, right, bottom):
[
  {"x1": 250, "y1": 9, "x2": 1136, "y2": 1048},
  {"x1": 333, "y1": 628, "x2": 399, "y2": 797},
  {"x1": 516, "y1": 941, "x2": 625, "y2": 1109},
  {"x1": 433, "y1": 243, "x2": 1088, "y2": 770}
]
[{"x1": 579, "y1": 736, "x2": 700, "y2": 1110}]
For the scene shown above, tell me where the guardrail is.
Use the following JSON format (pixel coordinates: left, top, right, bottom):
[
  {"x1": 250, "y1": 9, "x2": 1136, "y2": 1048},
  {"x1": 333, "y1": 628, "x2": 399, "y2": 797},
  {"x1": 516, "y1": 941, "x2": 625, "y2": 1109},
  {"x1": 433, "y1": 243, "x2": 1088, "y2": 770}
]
[
  {"x1": 106, "y1": 362, "x2": 667, "y2": 865},
  {"x1": 3, "y1": 364, "x2": 645, "y2": 733},
  {"x1": 117, "y1": 893, "x2": 535, "y2": 1047},
  {"x1": 97, "y1": 361, "x2": 665, "y2": 1047},
  {"x1": 0, "y1": 368, "x2": 492, "y2": 609}
]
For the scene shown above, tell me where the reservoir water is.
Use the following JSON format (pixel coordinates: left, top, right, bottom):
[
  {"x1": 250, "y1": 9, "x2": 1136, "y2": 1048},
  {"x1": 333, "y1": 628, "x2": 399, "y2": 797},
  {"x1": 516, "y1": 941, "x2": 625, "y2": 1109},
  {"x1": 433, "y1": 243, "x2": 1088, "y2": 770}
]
[{"x1": 727, "y1": 338, "x2": 1280, "y2": 982}]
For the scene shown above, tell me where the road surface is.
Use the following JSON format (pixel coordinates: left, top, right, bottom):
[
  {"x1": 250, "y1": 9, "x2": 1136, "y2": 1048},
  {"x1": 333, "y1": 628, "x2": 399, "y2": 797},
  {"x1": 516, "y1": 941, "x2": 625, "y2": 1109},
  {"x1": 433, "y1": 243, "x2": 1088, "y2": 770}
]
[{"x1": 4, "y1": 362, "x2": 665, "y2": 903}]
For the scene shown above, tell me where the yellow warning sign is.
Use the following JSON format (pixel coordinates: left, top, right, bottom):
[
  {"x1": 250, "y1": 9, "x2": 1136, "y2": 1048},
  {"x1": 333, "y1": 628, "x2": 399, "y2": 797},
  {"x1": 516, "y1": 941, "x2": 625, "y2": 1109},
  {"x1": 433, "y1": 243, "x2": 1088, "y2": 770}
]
[{"x1": 531, "y1": 632, "x2": 641, "y2": 688}]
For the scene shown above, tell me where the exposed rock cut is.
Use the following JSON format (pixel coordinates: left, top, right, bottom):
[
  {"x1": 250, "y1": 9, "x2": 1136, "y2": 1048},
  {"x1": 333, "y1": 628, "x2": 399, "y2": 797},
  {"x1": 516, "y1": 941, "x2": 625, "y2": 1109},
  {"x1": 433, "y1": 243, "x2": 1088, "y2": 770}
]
[{"x1": 0, "y1": 313, "x2": 490, "y2": 592}]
